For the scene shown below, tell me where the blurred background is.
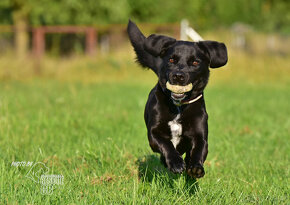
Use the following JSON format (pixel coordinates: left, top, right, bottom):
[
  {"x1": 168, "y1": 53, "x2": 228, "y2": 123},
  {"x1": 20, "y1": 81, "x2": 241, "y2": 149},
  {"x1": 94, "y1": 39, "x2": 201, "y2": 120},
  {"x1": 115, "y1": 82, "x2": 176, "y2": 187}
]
[
  {"x1": 0, "y1": 0, "x2": 289, "y2": 83},
  {"x1": 1, "y1": 1, "x2": 289, "y2": 202}
]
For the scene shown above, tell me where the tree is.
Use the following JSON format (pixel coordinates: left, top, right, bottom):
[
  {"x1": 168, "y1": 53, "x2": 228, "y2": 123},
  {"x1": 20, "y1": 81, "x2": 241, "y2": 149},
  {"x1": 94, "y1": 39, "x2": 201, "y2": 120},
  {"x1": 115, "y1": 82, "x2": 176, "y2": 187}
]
[{"x1": 0, "y1": 0, "x2": 30, "y2": 58}]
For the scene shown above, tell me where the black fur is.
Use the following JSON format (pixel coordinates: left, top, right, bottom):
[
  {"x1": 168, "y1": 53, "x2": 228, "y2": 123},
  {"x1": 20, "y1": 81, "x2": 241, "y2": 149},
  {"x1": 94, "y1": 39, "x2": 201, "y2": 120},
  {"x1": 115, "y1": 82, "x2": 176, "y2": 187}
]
[{"x1": 127, "y1": 20, "x2": 228, "y2": 178}]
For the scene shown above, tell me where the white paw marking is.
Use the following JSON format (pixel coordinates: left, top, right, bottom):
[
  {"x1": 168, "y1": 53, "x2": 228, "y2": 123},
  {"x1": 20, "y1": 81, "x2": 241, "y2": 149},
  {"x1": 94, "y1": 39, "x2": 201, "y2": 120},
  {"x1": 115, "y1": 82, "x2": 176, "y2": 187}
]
[{"x1": 168, "y1": 114, "x2": 182, "y2": 148}]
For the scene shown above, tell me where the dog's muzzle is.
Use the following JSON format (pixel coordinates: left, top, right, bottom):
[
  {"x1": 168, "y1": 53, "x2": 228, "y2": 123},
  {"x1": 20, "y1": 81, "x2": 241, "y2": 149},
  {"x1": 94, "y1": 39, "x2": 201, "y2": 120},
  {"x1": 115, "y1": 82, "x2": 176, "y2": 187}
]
[{"x1": 166, "y1": 81, "x2": 193, "y2": 101}]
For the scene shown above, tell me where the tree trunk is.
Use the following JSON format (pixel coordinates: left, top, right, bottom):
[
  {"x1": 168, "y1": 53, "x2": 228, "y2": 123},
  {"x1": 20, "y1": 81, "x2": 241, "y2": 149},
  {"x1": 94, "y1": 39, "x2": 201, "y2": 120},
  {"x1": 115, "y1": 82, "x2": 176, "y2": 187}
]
[{"x1": 13, "y1": 9, "x2": 29, "y2": 59}]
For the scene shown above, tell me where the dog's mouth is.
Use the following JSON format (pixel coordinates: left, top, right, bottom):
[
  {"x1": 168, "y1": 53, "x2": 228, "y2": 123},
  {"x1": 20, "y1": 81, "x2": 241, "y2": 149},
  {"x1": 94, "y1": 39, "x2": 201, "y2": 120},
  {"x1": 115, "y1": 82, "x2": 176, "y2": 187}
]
[
  {"x1": 166, "y1": 81, "x2": 193, "y2": 101},
  {"x1": 171, "y1": 92, "x2": 186, "y2": 101}
]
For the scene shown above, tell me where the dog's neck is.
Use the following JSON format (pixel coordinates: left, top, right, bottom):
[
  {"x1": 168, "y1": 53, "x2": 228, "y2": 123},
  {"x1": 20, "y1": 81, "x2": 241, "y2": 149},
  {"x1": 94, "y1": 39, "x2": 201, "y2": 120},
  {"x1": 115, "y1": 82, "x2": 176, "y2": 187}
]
[{"x1": 173, "y1": 93, "x2": 203, "y2": 107}]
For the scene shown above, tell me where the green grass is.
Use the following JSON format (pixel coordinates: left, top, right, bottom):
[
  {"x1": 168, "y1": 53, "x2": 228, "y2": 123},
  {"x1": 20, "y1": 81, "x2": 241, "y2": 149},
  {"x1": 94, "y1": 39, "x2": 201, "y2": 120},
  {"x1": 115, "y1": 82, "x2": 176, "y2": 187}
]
[
  {"x1": 0, "y1": 79, "x2": 289, "y2": 204},
  {"x1": 0, "y1": 40, "x2": 289, "y2": 204}
]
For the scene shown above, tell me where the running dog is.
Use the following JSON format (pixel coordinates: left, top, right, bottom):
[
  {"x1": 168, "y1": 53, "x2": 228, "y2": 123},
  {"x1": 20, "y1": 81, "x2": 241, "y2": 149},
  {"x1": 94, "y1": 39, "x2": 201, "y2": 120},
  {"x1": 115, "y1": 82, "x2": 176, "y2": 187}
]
[{"x1": 127, "y1": 20, "x2": 228, "y2": 178}]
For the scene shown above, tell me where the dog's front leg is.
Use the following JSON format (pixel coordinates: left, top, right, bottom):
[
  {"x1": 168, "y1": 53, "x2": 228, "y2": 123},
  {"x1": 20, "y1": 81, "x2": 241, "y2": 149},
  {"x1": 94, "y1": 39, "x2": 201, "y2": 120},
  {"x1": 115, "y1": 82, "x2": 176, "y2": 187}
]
[
  {"x1": 185, "y1": 135, "x2": 208, "y2": 178},
  {"x1": 149, "y1": 131, "x2": 185, "y2": 173}
]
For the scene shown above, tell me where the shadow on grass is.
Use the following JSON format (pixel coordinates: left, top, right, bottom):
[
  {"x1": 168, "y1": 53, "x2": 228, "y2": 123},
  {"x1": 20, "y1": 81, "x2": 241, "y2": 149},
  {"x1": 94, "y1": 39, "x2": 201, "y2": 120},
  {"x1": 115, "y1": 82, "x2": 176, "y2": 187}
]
[{"x1": 136, "y1": 155, "x2": 199, "y2": 195}]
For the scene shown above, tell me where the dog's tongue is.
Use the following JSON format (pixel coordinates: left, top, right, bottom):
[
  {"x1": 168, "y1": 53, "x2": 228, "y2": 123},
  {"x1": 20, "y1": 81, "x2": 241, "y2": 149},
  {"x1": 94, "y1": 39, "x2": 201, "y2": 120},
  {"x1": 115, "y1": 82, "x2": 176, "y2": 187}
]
[{"x1": 166, "y1": 82, "x2": 193, "y2": 94}]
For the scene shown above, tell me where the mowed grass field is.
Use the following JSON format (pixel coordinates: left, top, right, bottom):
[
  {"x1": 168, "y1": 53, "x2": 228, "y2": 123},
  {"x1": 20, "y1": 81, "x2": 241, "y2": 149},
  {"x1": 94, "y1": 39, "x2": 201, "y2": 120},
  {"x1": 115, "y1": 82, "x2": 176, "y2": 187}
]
[{"x1": 0, "y1": 48, "x2": 289, "y2": 204}]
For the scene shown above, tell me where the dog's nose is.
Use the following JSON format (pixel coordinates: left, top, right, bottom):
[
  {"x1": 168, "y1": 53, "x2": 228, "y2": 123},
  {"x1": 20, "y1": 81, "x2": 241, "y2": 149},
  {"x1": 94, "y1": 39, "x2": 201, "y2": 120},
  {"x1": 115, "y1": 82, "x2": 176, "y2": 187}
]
[{"x1": 170, "y1": 71, "x2": 186, "y2": 85}]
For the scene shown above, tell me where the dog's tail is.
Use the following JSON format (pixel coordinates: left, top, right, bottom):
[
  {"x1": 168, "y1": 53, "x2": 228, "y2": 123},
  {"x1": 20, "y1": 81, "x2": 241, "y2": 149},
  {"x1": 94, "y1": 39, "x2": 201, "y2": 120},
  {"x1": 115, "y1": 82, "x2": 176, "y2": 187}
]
[{"x1": 127, "y1": 20, "x2": 158, "y2": 74}]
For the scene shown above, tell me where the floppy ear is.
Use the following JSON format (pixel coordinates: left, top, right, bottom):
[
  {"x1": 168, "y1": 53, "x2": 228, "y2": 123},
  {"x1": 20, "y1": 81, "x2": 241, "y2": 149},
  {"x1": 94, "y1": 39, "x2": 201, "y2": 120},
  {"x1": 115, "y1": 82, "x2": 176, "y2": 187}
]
[
  {"x1": 144, "y1": 34, "x2": 176, "y2": 57},
  {"x1": 127, "y1": 20, "x2": 146, "y2": 51},
  {"x1": 127, "y1": 20, "x2": 176, "y2": 73},
  {"x1": 127, "y1": 20, "x2": 157, "y2": 72},
  {"x1": 198, "y1": 41, "x2": 228, "y2": 68}
]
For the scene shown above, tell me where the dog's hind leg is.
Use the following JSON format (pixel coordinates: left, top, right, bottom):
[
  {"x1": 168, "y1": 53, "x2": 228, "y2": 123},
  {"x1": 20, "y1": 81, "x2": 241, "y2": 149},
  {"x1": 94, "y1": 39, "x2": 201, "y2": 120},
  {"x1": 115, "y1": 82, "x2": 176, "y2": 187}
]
[{"x1": 160, "y1": 155, "x2": 167, "y2": 167}]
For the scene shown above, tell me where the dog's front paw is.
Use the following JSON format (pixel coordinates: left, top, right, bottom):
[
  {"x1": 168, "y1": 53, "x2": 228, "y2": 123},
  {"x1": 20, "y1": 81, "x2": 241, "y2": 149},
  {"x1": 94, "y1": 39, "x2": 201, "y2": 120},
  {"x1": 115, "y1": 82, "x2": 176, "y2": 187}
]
[
  {"x1": 187, "y1": 164, "x2": 205, "y2": 178},
  {"x1": 166, "y1": 155, "x2": 185, "y2": 174}
]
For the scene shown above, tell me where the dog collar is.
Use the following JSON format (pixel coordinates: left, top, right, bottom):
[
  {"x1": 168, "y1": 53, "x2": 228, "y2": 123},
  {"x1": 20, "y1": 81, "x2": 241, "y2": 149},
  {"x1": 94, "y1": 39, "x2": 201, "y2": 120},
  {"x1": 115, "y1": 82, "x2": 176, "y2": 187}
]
[{"x1": 173, "y1": 94, "x2": 203, "y2": 106}]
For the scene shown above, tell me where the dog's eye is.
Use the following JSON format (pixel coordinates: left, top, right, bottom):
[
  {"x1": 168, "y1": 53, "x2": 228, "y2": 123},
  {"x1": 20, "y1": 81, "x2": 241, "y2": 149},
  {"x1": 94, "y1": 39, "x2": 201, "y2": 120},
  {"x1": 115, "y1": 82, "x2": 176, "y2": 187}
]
[
  {"x1": 192, "y1": 61, "x2": 199, "y2": 66},
  {"x1": 169, "y1": 58, "x2": 175, "y2": 63}
]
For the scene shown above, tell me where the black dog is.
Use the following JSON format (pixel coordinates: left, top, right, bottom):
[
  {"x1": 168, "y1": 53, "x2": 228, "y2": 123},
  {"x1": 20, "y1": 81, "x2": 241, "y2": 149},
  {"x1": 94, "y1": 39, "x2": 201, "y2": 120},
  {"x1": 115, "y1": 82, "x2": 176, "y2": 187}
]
[{"x1": 127, "y1": 20, "x2": 227, "y2": 178}]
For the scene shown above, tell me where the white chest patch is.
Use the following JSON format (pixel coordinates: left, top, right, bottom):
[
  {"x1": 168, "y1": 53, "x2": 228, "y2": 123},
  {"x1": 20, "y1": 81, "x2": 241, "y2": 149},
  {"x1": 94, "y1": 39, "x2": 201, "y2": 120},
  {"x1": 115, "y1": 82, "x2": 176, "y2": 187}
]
[{"x1": 168, "y1": 114, "x2": 182, "y2": 148}]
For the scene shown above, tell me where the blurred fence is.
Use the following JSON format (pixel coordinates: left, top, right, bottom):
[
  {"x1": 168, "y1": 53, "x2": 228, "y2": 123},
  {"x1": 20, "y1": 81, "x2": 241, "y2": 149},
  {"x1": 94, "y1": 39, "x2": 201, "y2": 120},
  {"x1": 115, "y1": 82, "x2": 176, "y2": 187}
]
[
  {"x1": 0, "y1": 22, "x2": 289, "y2": 58},
  {"x1": 32, "y1": 26, "x2": 97, "y2": 57},
  {"x1": 0, "y1": 23, "x2": 179, "y2": 57}
]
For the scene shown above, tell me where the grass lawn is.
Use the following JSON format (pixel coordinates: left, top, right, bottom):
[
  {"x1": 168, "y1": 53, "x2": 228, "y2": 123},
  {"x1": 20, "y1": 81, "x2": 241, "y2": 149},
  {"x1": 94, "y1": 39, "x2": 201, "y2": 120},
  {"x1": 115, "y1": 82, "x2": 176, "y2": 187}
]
[{"x1": 0, "y1": 49, "x2": 289, "y2": 204}]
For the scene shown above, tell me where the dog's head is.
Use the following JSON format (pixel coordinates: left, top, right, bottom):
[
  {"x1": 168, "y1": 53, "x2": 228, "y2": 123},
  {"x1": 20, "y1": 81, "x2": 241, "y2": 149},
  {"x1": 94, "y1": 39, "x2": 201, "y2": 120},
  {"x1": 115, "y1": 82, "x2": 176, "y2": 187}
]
[{"x1": 127, "y1": 20, "x2": 228, "y2": 102}]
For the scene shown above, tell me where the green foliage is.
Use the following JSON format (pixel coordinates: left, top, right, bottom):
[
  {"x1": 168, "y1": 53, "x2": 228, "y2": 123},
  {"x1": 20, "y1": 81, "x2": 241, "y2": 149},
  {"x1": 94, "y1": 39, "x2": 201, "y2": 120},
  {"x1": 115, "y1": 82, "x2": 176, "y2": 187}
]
[
  {"x1": 28, "y1": 0, "x2": 130, "y2": 25},
  {"x1": 0, "y1": 0, "x2": 289, "y2": 31}
]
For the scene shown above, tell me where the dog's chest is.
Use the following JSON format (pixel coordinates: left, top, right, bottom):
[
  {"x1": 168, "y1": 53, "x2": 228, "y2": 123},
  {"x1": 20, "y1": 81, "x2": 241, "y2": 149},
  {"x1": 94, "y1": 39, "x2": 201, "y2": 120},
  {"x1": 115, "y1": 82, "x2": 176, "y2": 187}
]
[{"x1": 168, "y1": 114, "x2": 182, "y2": 148}]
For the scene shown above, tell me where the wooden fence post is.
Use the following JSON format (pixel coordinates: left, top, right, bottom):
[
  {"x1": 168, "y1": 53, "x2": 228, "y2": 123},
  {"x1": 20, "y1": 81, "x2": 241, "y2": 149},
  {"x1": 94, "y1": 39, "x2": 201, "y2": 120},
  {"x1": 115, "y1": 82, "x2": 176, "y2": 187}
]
[
  {"x1": 33, "y1": 27, "x2": 45, "y2": 58},
  {"x1": 86, "y1": 28, "x2": 97, "y2": 56}
]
